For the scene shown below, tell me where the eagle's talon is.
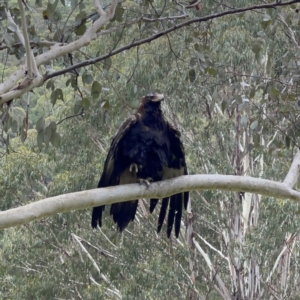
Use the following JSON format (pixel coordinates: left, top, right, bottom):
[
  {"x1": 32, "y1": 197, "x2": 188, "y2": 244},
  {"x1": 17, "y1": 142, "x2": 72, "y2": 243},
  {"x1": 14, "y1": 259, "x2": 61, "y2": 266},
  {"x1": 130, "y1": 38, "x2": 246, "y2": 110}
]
[
  {"x1": 138, "y1": 177, "x2": 153, "y2": 188},
  {"x1": 129, "y1": 163, "x2": 139, "y2": 173}
]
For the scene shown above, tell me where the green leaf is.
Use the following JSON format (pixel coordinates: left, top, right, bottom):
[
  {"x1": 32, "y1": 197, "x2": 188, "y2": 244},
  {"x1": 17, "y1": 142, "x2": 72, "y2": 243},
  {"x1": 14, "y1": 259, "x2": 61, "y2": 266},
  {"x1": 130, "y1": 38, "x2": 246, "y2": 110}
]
[
  {"x1": 91, "y1": 81, "x2": 102, "y2": 99},
  {"x1": 82, "y1": 71, "x2": 93, "y2": 85},
  {"x1": 75, "y1": 11, "x2": 87, "y2": 25},
  {"x1": 11, "y1": 120, "x2": 18, "y2": 133},
  {"x1": 36, "y1": 116, "x2": 45, "y2": 132},
  {"x1": 56, "y1": 88, "x2": 64, "y2": 101},
  {"x1": 74, "y1": 100, "x2": 82, "y2": 114},
  {"x1": 252, "y1": 39, "x2": 264, "y2": 54},
  {"x1": 103, "y1": 57, "x2": 112, "y2": 71},
  {"x1": 51, "y1": 90, "x2": 57, "y2": 105},
  {"x1": 261, "y1": 14, "x2": 271, "y2": 29},
  {"x1": 48, "y1": 121, "x2": 57, "y2": 133},
  {"x1": 221, "y1": 100, "x2": 228, "y2": 113},
  {"x1": 75, "y1": 23, "x2": 87, "y2": 36},
  {"x1": 70, "y1": 76, "x2": 78, "y2": 89},
  {"x1": 205, "y1": 67, "x2": 218, "y2": 76},
  {"x1": 51, "y1": 89, "x2": 64, "y2": 105},
  {"x1": 82, "y1": 97, "x2": 90, "y2": 109},
  {"x1": 111, "y1": 3, "x2": 124, "y2": 22},
  {"x1": 44, "y1": 126, "x2": 52, "y2": 148},
  {"x1": 194, "y1": 43, "x2": 200, "y2": 52},
  {"x1": 50, "y1": 132, "x2": 61, "y2": 148},
  {"x1": 269, "y1": 88, "x2": 279, "y2": 98},
  {"x1": 52, "y1": 11, "x2": 62, "y2": 22},
  {"x1": 249, "y1": 88, "x2": 256, "y2": 99},
  {"x1": 285, "y1": 135, "x2": 290, "y2": 148},
  {"x1": 46, "y1": 80, "x2": 54, "y2": 90},
  {"x1": 188, "y1": 69, "x2": 196, "y2": 83},
  {"x1": 37, "y1": 130, "x2": 44, "y2": 150},
  {"x1": 250, "y1": 120, "x2": 258, "y2": 130}
]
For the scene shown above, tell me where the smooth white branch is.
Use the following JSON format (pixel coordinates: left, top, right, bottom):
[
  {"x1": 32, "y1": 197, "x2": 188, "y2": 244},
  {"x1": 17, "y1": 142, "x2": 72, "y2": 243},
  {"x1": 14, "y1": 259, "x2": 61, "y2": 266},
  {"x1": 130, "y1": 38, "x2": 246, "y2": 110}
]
[
  {"x1": 5, "y1": 7, "x2": 40, "y2": 79},
  {"x1": 0, "y1": 174, "x2": 300, "y2": 229},
  {"x1": 93, "y1": 0, "x2": 106, "y2": 16},
  {"x1": 0, "y1": 0, "x2": 119, "y2": 98},
  {"x1": 283, "y1": 149, "x2": 300, "y2": 188},
  {"x1": 193, "y1": 238, "x2": 231, "y2": 299},
  {"x1": 17, "y1": 0, "x2": 40, "y2": 77}
]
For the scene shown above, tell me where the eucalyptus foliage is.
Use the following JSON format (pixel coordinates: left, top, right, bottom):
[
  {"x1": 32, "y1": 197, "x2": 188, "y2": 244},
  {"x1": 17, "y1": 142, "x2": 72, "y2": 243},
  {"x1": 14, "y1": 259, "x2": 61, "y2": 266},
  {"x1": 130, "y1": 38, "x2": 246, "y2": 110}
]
[{"x1": 1, "y1": 0, "x2": 300, "y2": 299}]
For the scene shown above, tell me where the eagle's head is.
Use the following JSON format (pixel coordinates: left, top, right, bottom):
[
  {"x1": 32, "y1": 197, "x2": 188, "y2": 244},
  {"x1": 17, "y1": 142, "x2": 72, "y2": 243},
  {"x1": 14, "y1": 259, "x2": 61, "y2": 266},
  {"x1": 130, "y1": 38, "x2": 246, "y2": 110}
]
[{"x1": 138, "y1": 93, "x2": 164, "y2": 111}]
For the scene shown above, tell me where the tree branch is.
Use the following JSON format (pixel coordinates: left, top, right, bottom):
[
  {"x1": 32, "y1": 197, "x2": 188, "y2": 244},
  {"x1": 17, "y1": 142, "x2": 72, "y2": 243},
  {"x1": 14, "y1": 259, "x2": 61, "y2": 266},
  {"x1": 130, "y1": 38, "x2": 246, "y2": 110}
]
[
  {"x1": 71, "y1": 233, "x2": 110, "y2": 284},
  {"x1": 0, "y1": 0, "x2": 119, "y2": 97},
  {"x1": 283, "y1": 149, "x2": 300, "y2": 188},
  {"x1": 193, "y1": 238, "x2": 231, "y2": 300},
  {"x1": 17, "y1": 0, "x2": 40, "y2": 77},
  {"x1": 266, "y1": 232, "x2": 298, "y2": 283},
  {"x1": 40, "y1": 0, "x2": 300, "y2": 83},
  {"x1": 0, "y1": 0, "x2": 297, "y2": 102},
  {"x1": 278, "y1": 12, "x2": 300, "y2": 49},
  {"x1": 0, "y1": 41, "x2": 57, "y2": 51},
  {"x1": 0, "y1": 174, "x2": 300, "y2": 229},
  {"x1": 93, "y1": 0, "x2": 106, "y2": 16}
]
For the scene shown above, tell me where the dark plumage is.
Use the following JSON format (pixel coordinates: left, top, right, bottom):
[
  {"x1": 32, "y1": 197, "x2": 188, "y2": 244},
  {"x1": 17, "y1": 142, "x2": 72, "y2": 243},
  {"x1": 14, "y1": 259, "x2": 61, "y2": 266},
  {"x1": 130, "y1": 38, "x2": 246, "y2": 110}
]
[{"x1": 91, "y1": 93, "x2": 189, "y2": 238}]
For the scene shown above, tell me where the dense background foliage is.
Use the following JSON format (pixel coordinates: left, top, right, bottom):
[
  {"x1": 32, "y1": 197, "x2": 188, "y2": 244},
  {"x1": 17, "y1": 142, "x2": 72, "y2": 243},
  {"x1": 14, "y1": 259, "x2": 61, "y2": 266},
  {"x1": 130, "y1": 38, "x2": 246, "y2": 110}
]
[{"x1": 1, "y1": 0, "x2": 300, "y2": 299}]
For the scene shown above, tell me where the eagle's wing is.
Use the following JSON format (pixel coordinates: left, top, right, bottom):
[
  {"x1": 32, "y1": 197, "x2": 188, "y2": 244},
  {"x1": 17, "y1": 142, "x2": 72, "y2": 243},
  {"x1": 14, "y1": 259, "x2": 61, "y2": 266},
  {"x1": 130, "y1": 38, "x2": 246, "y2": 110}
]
[
  {"x1": 91, "y1": 115, "x2": 138, "y2": 229},
  {"x1": 156, "y1": 122, "x2": 189, "y2": 238}
]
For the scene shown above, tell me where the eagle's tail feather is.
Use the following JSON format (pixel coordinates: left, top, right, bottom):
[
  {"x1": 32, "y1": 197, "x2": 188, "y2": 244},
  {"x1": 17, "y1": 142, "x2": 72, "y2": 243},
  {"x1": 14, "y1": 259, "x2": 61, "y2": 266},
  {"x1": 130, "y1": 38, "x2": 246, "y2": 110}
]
[
  {"x1": 157, "y1": 197, "x2": 169, "y2": 234},
  {"x1": 150, "y1": 198, "x2": 159, "y2": 213},
  {"x1": 91, "y1": 205, "x2": 105, "y2": 228},
  {"x1": 110, "y1": 200, "x2": 138, "y2": 231}
]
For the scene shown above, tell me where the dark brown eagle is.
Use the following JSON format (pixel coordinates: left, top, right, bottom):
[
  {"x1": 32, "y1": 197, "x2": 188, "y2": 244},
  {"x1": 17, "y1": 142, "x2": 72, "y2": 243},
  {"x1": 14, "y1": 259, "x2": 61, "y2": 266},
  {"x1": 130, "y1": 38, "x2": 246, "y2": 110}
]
[{"x1": 91, "y1": 93, "x2": 189, "y2": 238}]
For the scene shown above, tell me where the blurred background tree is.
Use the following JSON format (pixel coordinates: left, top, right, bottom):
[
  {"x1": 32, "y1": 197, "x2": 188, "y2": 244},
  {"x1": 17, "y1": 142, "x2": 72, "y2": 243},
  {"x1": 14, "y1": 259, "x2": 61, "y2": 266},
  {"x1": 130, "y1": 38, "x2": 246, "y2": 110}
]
[{"x1": 1, "y1": 0, "x2": 300, "y2": 298}]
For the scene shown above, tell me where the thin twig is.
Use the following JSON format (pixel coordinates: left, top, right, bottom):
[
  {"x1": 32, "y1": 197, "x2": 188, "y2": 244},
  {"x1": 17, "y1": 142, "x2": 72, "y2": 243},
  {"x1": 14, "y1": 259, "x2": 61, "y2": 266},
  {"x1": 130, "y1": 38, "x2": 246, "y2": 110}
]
[{"x1": 56, "y1": 109, "x2": 84, "y2": 125}]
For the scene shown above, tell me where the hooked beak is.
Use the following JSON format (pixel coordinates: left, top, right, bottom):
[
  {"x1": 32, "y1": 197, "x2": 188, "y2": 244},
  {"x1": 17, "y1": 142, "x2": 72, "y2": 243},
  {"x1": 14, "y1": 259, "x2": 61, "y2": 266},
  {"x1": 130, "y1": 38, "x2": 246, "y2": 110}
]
[{"x1": 151, "y1": 93, "x2": 164, "y2": 102}]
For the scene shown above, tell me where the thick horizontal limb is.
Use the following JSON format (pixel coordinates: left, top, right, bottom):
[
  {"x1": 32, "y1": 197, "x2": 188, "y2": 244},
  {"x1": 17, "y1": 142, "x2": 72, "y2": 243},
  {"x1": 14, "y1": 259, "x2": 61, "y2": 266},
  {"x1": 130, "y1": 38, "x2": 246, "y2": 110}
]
[{"x1": 0, "y1": 174, "x2": 300, "y2": 229}]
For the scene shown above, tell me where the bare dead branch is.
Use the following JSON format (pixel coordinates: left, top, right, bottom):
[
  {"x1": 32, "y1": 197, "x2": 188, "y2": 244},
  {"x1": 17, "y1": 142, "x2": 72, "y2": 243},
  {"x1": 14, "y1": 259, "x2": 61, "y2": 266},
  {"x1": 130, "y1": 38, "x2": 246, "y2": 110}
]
[
  {"x1": 195, "y1": 233, "x2": 229, "y2": 262},
  {"x1": 278, "y1": 13, "x2": 300, "y2": 49},
  {"x1": 266, "y1": 232, "x2": 298, "y2": 284},
  {"x1": 193, "y1": 238, "x2": 231, "y2": 300},
  {"x1": 72, "y1": 233, "x2": 109, "y2": 283}
]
